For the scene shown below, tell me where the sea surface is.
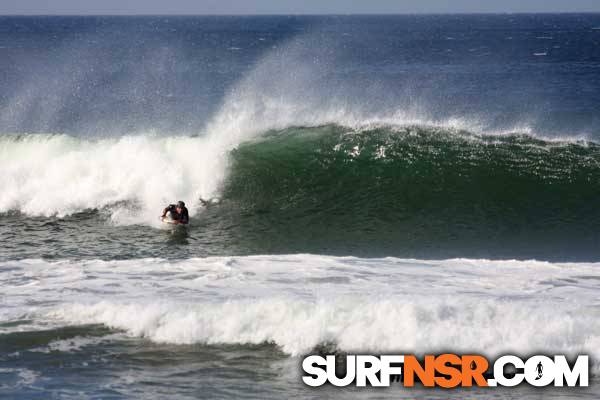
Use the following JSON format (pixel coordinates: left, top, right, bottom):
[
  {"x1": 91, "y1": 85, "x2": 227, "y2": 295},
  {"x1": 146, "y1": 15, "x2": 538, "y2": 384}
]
[{"x1": 2, "y1": 14, "x2": 600, "y2": 399}]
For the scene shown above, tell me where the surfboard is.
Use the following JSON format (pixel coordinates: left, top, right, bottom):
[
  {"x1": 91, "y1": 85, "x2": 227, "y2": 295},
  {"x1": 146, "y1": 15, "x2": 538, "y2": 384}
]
[
  {"x1": 160, "y1": 214, "x2": 188, "y2": 227},
  {"x1": 160, "y1": 218, "x2": 189, "y2": 230}
]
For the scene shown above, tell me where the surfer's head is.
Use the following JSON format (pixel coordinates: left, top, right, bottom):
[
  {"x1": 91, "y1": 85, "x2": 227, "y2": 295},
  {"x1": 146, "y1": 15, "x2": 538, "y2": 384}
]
[{"x1": 177, "y1": 201, "x2": 185, "y2": 209}]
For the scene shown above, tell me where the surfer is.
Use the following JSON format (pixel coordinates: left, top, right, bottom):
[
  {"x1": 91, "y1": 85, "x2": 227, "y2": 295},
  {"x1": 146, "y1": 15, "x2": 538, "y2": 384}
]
[
  {"x1": 535, "y1": 361, "x2": 543, "y2": 380},
  {"x1": 161, "y1": 201, "x2": 189, "y2": 225}
]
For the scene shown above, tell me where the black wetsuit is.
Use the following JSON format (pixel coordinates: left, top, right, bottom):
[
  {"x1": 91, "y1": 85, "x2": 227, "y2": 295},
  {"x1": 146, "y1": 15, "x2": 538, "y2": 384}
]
[
  {"x1": 162, "y1": 205, "x2": 189, "y2": 224},
  {"x1": 178, "y1": 207, "x2": 189, "y2": 224}
]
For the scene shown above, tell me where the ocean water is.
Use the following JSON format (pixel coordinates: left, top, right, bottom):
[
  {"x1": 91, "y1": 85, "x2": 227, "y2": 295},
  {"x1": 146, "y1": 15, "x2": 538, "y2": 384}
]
[{"x1": 2, "y1": 14, "x2": 600, "y2": 399}]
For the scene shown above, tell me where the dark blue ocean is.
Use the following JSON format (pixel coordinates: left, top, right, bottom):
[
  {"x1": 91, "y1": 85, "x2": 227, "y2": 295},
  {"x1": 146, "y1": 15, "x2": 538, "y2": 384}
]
[
  {"x1": 2, "y1": 15, "x2": 600, "y2": 399},
  {"x1": 1, "y1": 14, "x2": 600, "y2": 136}
]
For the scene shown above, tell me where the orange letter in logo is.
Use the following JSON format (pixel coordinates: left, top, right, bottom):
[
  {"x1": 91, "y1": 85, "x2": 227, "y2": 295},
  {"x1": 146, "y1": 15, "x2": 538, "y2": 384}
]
[
  {"x1": 461, "y1": 355, "x2": 489, "y2": 387},
  {"x1": 434, "y1": 354, "x2": 462, "y2": 388},
  {"x1": 403, "y1": 355, "x2": 435, "y2": 387}
]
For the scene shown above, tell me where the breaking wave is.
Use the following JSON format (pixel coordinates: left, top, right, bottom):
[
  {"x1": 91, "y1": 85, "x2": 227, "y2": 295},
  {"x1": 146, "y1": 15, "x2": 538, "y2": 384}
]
[{"x1": 2, "y1": 255, "x2": 599, "y2": 372}]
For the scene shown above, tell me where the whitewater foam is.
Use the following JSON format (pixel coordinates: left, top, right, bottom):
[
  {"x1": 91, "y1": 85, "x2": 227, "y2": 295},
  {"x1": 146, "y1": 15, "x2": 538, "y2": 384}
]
[
  {"x1": 2, "y1": 255, "x2": 600, "y2": 370},
  {"x1": 0, "y1": 134, "x2": 226, "y2": 222}
]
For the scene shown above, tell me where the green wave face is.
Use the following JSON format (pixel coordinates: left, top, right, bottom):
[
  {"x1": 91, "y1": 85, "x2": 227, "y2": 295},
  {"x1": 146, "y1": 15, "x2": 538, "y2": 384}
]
[{"x1": 220, "y1": 125, "x2": 600, "y2": 259}]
